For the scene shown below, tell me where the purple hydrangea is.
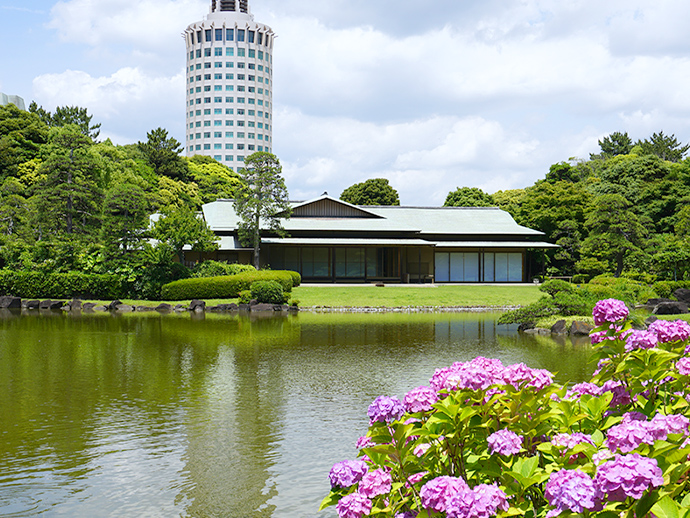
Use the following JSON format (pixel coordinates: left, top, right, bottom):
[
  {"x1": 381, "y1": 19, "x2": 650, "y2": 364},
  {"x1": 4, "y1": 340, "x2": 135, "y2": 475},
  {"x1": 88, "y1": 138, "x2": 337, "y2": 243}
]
[
  {"x1": 355, "y1": 436, "x2": 375, "y2": 449},
  {"x1": 445, "y1": 484, "x2": 509, "y2": 518},
  {"x1": 335, "y1": 492, "x2": 372, "y2": 518},
  {"x1": 601, "y1": 380, "x2": 632, "y2": 407},
  {"x1": 329, "y1": 460, "x2": 369, "y2": 488},
  {"x1": 414, "y1": 443, "x2": 431, "y2": 457},
  {"x1": 648, "y1": 319, "x2": 690, "y2": 344},
  {"x1": 403, "y1": 386, "x2": 438, "y2": 413},
  {"x1": 487, "y1": 429, "x2": 523, "y2": 456},
  {"x1": 545, "y1": 469, "x2": 602, "y2": 517},
  {"x1": 551, "y1": 433, "x2": 595, "y2": 450},
  {"x1": 405, "y1": 471, "x2": 427, "y2": 488},
  {"x1": 625, "y1": 330, "x2": 658, "y2": 352},
  {"x1": 420, "y1": 476, "x2": 469, "y2": 513},
  {"x1": 367, "y1": 396, "x2": 405, "y2": 424},
  {"x1": 594, "y1": 453, "x2": 663, "y2": 501},
  {"x1": 650, "y1": 413, "x2": 690, "y2": 437},
  {"x1": 592, "y1": 299, "x2": 629, "y2": 326},
  {"x1": 395, "y1": 512, "x2": 418, "y2": 518},
  {"x1": 677, "y1": 357, "x2": 690, "y2": 376},
  {"x1": 358, "y1": 468, "x2": 392, "y2": 499}
]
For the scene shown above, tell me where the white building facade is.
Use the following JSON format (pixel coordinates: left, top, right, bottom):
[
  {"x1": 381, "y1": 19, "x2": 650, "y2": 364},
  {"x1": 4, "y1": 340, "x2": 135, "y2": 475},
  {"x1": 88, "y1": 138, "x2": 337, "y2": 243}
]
[
  {"x1": 183, "y1": 0, "x2": 274, "y2": 170},
  {"x1": 0, "y1": 93, "x2": 26, "y2": 111}
]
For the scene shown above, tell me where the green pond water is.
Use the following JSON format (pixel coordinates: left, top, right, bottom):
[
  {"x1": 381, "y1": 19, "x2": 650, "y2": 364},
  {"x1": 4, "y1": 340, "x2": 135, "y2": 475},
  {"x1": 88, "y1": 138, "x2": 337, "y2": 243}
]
[{"x1": 0, "y1": 310, "x2": 594, "y2": 517}]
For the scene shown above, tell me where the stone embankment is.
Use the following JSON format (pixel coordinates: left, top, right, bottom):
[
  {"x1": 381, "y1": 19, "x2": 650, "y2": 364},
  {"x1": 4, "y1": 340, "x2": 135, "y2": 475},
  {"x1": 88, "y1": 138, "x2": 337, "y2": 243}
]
[{"x1": 0, "y1": 296, "x2": 299, "y2": 314}]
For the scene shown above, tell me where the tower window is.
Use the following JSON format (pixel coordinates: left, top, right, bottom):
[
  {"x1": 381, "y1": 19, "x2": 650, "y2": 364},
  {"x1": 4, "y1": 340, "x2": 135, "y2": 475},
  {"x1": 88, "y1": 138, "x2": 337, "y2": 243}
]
[
  {"x1": 215, "y1": 29, "x2": 223, "y2": 41},
  {"x1": 205, "y1": 29, "x2": 212, "y2": 42},
  {"x1": 248, "y1": 31, "x2": 255, "y2": 43},
  {"x1": 237, "y1": 29, "x2": 245, "y2": 42},
  {"x1": 226, "y1": 29, "x2": 234, "y2": 41}
]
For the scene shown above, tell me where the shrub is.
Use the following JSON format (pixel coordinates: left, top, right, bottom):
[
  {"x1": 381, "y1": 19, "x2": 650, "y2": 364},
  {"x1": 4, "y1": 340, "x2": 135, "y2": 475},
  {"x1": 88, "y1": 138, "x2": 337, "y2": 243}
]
[
  {"x1": 0, "y1": 270, "x2": 123, "y2": 299},
  {"x1": 572, "y1": 273, "x2": 589, "y2": 284},
  {"x1": 238, "y1": 290, "x2": 252, "y2": 304},
  {"x1": 322, "y1": 300, "x2": 690, "y2": 518},
  {"x1": 192, "y1": 261, "x2": 257, "y2": 278},
  {"x1": 652, "y1": 280, "x2": 690, "y2": 299},
  {"x1": 286, "y1": 270, "x2": 301, "y2": 287},
  {"x1": 160, "y1": 269, "x2": 297, "y2": 300},
  {"x1": 539, "y1": 279, "x2": 574, "y2": 297},
  {"x1": 250, "y1": 280, "x2": 287, "y2": 304}
]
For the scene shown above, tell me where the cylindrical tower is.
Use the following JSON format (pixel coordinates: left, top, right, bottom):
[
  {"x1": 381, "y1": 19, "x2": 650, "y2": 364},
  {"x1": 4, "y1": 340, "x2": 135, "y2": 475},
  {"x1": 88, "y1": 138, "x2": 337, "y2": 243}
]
[{"x1": 184, "y1": 0, "x2": 274, "y2": 170}]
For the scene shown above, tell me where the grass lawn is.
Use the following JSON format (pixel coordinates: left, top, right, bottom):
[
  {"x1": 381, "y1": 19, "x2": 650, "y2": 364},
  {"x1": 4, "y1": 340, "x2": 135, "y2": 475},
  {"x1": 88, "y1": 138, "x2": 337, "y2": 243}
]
[{"x1": 290, "y1": 284, "x2": 542, "y2": 308}]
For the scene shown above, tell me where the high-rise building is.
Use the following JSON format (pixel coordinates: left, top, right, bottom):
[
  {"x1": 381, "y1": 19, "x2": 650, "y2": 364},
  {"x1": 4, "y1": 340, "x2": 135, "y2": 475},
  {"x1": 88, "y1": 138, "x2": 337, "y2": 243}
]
[
  {"x1": 183, "y1": 0, "x2": 274, "y2": 170},
  {"x1": 0, "y1": 93, "x2": 26, "y2": 111}
]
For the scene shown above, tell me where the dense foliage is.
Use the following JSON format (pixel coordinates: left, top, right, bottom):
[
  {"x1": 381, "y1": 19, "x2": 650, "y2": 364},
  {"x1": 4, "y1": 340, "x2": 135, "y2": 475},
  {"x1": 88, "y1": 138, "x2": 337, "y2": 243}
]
[
  {"x1": 340, "y1": 178, "x2": 401, "y2": 206},
  {"x1": 250, "y1": 280, "x2": 288, "y2": 304},
  {"x1": 322, "y1": 300, "x2": 690, "y2": 518},
  {"x1": 0, "y1": 103, "x2": 247, "y2": 298},
  {"x1": 0, "y1": 271, "x2": 122, "y2": 299},
  {"x1": 481, "y1": 130, "x2": 690, "y2": 280}
]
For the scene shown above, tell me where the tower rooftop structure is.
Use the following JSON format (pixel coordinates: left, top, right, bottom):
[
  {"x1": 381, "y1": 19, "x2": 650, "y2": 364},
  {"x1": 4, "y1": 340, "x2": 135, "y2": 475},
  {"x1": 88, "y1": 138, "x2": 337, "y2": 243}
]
[{"x1": 184, "y1": 0, "x2": 274, "y2": 170}]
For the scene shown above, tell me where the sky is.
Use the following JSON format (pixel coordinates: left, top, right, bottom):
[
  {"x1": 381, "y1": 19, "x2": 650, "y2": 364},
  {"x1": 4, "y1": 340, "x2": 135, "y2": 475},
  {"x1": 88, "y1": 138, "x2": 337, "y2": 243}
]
[{"x1": 2, "y1": 0, "x2": 690, "y2": 205}]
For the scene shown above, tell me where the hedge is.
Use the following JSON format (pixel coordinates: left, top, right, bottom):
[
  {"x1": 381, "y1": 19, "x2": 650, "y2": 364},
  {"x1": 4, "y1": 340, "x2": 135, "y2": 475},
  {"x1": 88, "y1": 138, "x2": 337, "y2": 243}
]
[
  {"x1": 161, "y1": 270, "x2": 296, "y2": 301},
  {"x1": 251, "y1": 280, "x2": 288, "y2": 304},
  {"x1": 0, "y1": 271, "x2": 123, "y2": 299}
]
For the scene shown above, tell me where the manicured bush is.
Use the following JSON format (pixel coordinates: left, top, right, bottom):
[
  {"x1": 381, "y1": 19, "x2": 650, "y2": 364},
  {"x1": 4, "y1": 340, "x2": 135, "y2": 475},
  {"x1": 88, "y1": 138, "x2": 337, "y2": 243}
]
[
  {"x1": 160, "y1": 269, "x2": 297, "y2": 301},
  {"x1": 192, "y1": 260, "x2": 257, "y2": 278},
  {"x1": 250, "y1": 280, "x2": 287, "y2": 304},
  {"x1": 286, "y1": 270, "x2": 301, "y2": 287},
  {"x1": 238, "y1": 290, "x2": 252, "y2": 304},
  {"x1": 652, "y1": 280, "x2": 690, "y2": 299},
  {"x1": 539, "y1": 279, "x2": 574, "y2": 297},
  {"x1": 0, "y1": 270, "x2": 123, "y2": 299},
  {"x1": 322, "y1": 300, "x2": 690, "y2": 518}
]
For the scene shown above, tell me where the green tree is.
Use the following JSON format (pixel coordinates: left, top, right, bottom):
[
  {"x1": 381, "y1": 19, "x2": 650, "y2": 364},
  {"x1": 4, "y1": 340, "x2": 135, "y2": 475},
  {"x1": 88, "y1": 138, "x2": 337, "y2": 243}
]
[
  {"x1": 578, "y1": 194, "x2": 647, "y2": 277},
  {"x1": 34, "y1": 125, "x2": 103, "y2": 238},
  {"x1": 340, "y1": 178, "x2": 400, "y2": 206},
  {"x1": 187, "y1": 155, "x2": 243, "y2": 203},
  {"x1": 545, "y1": 162, "x2": 579, "y2": 183},
  {"x1": 637, "y1": 131, "x2": 690, "y2": 162},
  {"x1": 0, "y1": 104, "x2": 49, "y2": 178},
  {"x1": 443, "y1": 187, "x2": 494, "y2": 207},
  {"x1": 590, "y1": 131, "x2": 633, "y2": 160},
  {"x1": 153, "y1": 204, "x2": 218, "y2": 264},
  {"x1": 137, "y1": 128, "x2": 190, "y2": 181},
  {"x1": 101, "y1": 183, "x2": 151, "y2": 262},
  {"x1": 234, "y1": 152, "x2": 291, "y2": 269},
  {"x1": 29, "y1": 102, "x2": 101, "y2": 140}
]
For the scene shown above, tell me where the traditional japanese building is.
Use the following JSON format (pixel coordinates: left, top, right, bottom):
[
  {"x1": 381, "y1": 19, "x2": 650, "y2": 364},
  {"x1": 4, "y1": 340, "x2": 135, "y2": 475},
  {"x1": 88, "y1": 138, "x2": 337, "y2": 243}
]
[{"x1": 192, "y1": 194, "x2": 557, "y2": 283}]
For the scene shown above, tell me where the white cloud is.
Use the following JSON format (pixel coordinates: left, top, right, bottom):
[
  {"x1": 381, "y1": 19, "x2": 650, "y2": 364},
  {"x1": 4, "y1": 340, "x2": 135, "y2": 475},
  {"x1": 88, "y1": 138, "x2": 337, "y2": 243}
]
[{"x1": 32, "y1": 68, "x2": 185, "y2": 143}]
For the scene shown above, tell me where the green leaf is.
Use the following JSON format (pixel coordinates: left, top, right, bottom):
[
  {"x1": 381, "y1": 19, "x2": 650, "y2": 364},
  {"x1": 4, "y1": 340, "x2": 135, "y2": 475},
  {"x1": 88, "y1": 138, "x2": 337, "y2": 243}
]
[
  {"x1": 318, "y1": 492, "x2": 341, "y2": 511},
  {"x1": 650, "y1": 495, "x2": 681, "y2": 518}
]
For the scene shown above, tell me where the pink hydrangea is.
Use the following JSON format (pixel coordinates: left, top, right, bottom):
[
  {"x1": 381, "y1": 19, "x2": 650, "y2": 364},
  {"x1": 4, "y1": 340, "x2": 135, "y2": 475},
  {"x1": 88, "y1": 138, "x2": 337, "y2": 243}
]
[
  {"x1": 358, "y1": 468, "x2": 392, "y2": 498},
  {"x1": 414, "y1": 443, "x2": 431, "y2": 457},
  {"x1": 420, "y1": 476, "x2": 469, "y2": 513},
  {"x1": 329, "y1": 460, "x2": 369, "y2": 488},
  {"x1": 403, "y1": 386, "x2": 438, "y2": 413},
  {"x1": 545, "y1": 469, "x2": 602, "y2": 517},
  {"x1": 565, "y1": 382, "x2": 601, "y2": 400},
  {"x1": 502, "y1": 363, "x2": 554, "y2": 390},
  {"x1": 355, "y1": 436, "x2": 374, "y2": 449},
  {"x1": 677, "y1": 357, "x2": 690, "y2": 376},
  {"x1": 594, "y1": 453, "x2": 663, "y2": 501},
  {"x1": 601, "y1": 380, "x2": 631, "y2": 407},
  {"x1": 650, "y1": 413, "x2": 690, "y2": 437},
  {"x1": 592, "y1": 299, "x2": 629, "y2": 326},
  {"x1": 624, "y1": 330, "x2": 658, "y2": 352},
  {"x1": 487, "y1": 429, "x2": 523, "y2": 456},
  {"x1": 605, "y1": 420, "x2": 656, "y2": 453},
  {"x1": 336, "y1": 492, "x2": 373, "y2": 518},
  {"x1": 648, "y1": 319, "x2": 690, "y2": 344},
  {"x1": 551, "y1": 433, "x2": 595, "y2": 450},
  {"x1": 367, "y1": 396, "x2": 405, "y2": 424},
  {"x1": 445, "y1": 483, "x2": 509, "y2": 518},
  {"x1": 406, "y1": 471, "x2": 427, "y2": 486}
]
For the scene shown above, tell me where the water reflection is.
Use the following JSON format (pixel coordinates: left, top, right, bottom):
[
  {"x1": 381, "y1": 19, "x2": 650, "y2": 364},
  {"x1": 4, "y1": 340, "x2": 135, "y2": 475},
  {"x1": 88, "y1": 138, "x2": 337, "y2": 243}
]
[{"x1": 0, "y1": 311, "x2": 595, "y2": 517}]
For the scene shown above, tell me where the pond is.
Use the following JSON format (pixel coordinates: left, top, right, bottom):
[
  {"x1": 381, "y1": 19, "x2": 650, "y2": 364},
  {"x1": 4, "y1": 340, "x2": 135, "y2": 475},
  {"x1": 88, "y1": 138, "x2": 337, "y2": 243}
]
[{"x1": 0, "y1": 310, "x2": 594, "y2": 517}]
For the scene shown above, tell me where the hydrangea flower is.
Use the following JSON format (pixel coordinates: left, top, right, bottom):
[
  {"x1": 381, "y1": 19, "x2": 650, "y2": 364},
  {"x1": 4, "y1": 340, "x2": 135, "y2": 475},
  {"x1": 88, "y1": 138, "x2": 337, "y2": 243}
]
[
  {"x1": 594, "y1": 453, "x2": 664, "y2": 501},
  {"x1": 625, "y1": 330, "x2": 658, "y2": 352},
  {"x1": 329, "y1": 460, "x2": 369, "y2": 488},
  {"x1": 605, "y1": 420, "x2": 656, "y2": 453},
  {"x1": 487, "y1": 429, "x2": 523, "y2": 456},
  {"x1": 406, "y1": 471, "x2": 427, "y2": 486},
  {"x1": 355, "y1": 436, "x2": 374, "y2": 449},
  {"x1": 592, "y1": 299, "x2": 629, "y2": 326},
  {"x1": 358, "y1": 468, "x2": 392, "y2": 498},
  {"x1": 395, "y1": 512, "x2": 417, "y2": 518},
  {"x1": 414, "y1": 443, "x2": 431, "y2": 457},
  {"x1": 367, "y1": 396, "x2": 405, "y2": 424},
  {"x1": 650, "y1": 413, "x2": 690, "y2": 438},
  {"x1": 601, "y1": 380, "x2": 631, "y2": 407},
  {"x1": 677, "y1": 357, "x2": 690, "y2": 376},
  {"x1": 403, "y1": 386, "x2": 438, "y2": 413},
  {"x1": 565, "y1": 382, "x2": 601, "y2": 400},
  {"x1": 335, "y1": 492, "x2": 373, "y2": 518},
  {"x1": 551, "y1": 433, "x2": 595, "y2": 450},
  {"x1": 445, "y1": 483, "x2": 509, "y2": 518},
  {"x1": 648, "y1": 319, "x2": 690, "y2": 344},
  {"x1": 545, "y1": 469, "x2": 602, "y2": 517},
  {"x1": 502, "y1": 363, "x2": 554, "y2": 390},
  {"x1": 420, "y1": 476, "x2": 469, "y2": 513}
]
